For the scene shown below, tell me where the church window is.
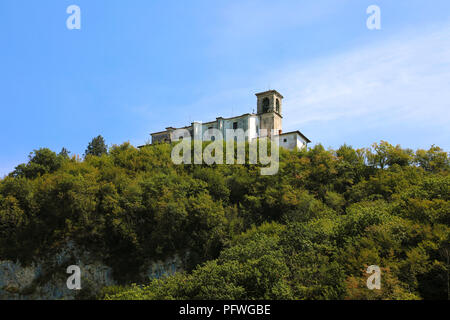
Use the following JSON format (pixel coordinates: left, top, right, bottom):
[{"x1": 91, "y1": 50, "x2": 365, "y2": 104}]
[
  {"x1": 276, "y1": 99, "x2": 280, "y2": 113},
  {"x1": 262, "y1": 98, "x2": 270, "y2": 113}
]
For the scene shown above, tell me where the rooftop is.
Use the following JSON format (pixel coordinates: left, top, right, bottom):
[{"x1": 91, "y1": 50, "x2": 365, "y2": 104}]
[{"x1": 255, "y1": 90, "x2": 284, "y2": 99}]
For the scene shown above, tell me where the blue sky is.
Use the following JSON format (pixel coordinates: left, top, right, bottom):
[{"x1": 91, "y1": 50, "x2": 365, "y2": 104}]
[{"x1": 1, "y1": 0, "x2": 449, "y2": 176}]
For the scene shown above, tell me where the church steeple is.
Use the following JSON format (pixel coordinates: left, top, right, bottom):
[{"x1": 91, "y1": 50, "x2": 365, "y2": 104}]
[
  {"x1": 255, "y1": 90, "x2": 283, "y2": 115},
  {"x1": 255, "y1": 90, "x2": 283, "y2": 137}
]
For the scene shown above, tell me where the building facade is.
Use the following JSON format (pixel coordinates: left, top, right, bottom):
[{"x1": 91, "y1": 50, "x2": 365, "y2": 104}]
[{"x1": 149, "y1": 90, "x2": 310, "y2": 150}]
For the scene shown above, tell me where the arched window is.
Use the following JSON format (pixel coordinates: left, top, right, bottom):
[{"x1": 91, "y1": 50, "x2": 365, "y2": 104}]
[
  {"x1": 276, "y1": 99, "x2": 280, "y2": 113},
  {"x1": 262, "y1": 98, "x2": 270, "y2": 113}
]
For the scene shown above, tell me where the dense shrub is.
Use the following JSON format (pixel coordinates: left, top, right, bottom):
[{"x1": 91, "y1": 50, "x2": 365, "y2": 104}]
[{"x1": 0, "y1": 141, "x2": 448, "y2": 299}]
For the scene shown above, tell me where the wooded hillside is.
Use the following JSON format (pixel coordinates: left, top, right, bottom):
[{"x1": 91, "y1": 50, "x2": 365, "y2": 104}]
[{"x1": 1, "y1": 141, "x2": 448, "y2": 299}]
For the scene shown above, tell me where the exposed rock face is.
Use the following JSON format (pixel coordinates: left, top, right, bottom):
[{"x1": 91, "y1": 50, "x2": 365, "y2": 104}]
[
  {"x1": 146, "y1": 255, "x2": 183, "y2": 280},
  {"x1": 0, "y1": 242, "x2": 184, "y2": 300}
]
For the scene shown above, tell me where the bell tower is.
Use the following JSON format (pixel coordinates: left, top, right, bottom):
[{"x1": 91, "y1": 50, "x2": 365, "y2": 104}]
[{"x1": 256, "y1": 90, "x2": 283, "y2": 137}]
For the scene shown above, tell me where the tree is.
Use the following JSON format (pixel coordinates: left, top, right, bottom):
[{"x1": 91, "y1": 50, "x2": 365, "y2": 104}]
[
  {"x1": 415, "y1": 145, "x2": 449, "y2": 173},
  {"x1": 366, "y1": 141, "x2": 413, "y2": 169},
  {"x1": 1, "y1": 140, "x2": 449, "y2": 300},
  {"x1": 59, "y1": 147, "x2": 71, "y2": 159},
  {"x1": 438, "y1": 237, "x2": 450, "y2": 300},
  {"x1": 85, "y1": 135, "x2": 108, "y2": 157},
  {"x1": 11, "y1": 148, "x2": 61, "y2": 179}
]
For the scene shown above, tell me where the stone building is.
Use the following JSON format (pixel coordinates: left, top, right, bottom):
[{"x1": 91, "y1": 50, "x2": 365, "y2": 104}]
[{"x1": 149, "y1": 90, "x2": 310, "y2": 150}]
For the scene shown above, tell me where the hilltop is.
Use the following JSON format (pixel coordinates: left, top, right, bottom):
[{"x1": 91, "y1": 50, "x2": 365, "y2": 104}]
[{"x1": 0, "y1": 141, "x2": 448, "y2": 299}]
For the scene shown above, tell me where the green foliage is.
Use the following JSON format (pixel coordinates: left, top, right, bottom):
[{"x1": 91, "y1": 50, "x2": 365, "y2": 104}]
[
  {"x1": 85, "y1": 135, "x2": 108, "y2": 157},
  {"x1": 415, "y1": 145, "x2": 450, "y2": 173},
  {"x1": 1, "y1": 141, "x2": 449, "y2": 300},
  {"x1": 11, "y1": 148, "x2": 64, "y2": 179},
  {"x1": 59, "y1": 147, "x2": 71, "y2": 159}
]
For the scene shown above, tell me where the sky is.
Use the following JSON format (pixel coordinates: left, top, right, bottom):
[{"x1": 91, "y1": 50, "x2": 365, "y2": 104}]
[{"x1": 1, "y1": 0, "x2": 449, "y2": 176}]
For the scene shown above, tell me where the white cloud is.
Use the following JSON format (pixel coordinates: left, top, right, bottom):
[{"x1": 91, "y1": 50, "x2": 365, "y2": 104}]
[
  {"x1": 191, "y1": 22, "x2": 450, "y2": 150},
  {"x1": 275, "y1": 24, "x2": 450, "y2": 136},
  {"x1": 150, "y1": 20, "x2": 450, "y2": 151}
]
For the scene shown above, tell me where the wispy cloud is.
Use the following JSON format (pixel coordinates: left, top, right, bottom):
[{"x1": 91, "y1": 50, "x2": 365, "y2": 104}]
[
  {"x1": 190, "y1": 22, "x2": 450, "y2": 150},
  {"x1": 266, "y1": 24, "x2": 450, "y2": 149}
]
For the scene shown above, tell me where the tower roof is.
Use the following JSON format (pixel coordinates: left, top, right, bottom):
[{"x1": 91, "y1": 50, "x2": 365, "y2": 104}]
[{"x1": 255, "y1": 90, "x2": 284, "y2": 99}]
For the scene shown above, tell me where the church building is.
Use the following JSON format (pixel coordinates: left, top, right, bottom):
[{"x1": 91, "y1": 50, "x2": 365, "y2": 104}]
[{"x1": 149, "y1": 90, "x2": 310, "y2": 150}]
